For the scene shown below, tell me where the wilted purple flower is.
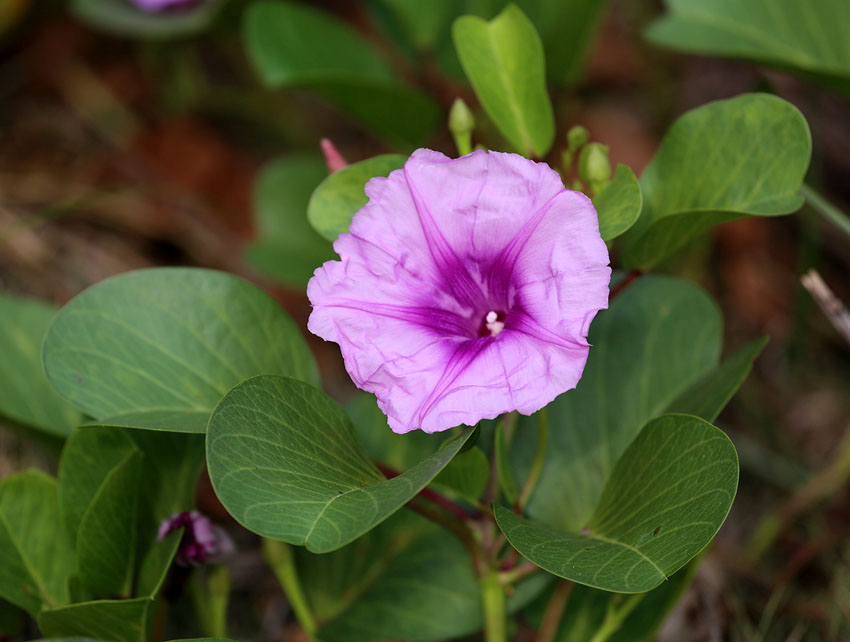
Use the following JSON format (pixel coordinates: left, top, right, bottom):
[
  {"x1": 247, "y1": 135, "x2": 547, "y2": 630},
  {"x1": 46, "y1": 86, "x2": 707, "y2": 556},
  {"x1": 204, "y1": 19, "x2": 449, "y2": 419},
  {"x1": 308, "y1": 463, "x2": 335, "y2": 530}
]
[
  {"x1": 129, "y1": 0, "x2": 200, "y2": 12},
  {"x1": 158, "y1": 510, "x2": 234, "y2": 566},
  {"x1": 308, "y1": 149, "x2": 611, "y2": 434}
]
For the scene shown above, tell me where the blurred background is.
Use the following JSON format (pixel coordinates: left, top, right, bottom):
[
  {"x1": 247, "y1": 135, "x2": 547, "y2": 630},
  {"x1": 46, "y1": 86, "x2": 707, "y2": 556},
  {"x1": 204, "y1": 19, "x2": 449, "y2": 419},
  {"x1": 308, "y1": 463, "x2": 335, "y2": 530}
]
[{"x1": 1, "y1": 1, "x2": 849, "y2": 640}]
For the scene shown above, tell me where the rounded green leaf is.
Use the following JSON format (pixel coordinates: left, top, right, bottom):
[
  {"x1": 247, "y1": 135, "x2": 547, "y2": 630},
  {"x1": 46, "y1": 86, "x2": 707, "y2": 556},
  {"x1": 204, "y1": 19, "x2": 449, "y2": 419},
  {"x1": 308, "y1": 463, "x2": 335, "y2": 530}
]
[
  {"x1": 69, "y1": 0, "x2": 224, "y2": 38},
  {"x1": 0, "y1": 295, "x2": 81, "y2": 436},
  {"x1": 307, "y1": 154, "x2": 407, "y2": 242},
  {"x1": 206, "y1": 375, "x2": 474, "y2": 553},
  {"x1": 516, "y1": 275, "x2": 722, "y2": 531},
  {"x1": 646, "y1": 0, "x2": 850, "y2": 94},
  {"x1": 453, "y1": 5, "x2": 555, "y2": 157},
  {"x1": 622, "y1": 93, "x2": 811, "y2": 268},
  {"x1": 593, "y1": 164, "x2": 642, "y2": 240},
  {"x1": 496, "y1": 414, "x2": 739, "y2": 593},
  {"x1": 43, "y1": 268, "x2": 318, "y2": 433}
]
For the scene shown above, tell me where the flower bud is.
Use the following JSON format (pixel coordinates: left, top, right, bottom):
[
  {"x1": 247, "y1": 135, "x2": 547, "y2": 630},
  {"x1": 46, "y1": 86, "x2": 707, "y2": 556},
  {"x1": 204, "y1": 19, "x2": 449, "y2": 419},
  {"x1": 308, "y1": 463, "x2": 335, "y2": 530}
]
[
  {"x1": 566, "y1": 125, "x2": 589, "y2": 153},
  {"x1": 158, "y1": 510, "x2": 234, "y2": 566},
  {"x1": 449, "y1": 98, "x2": 475, "y2": 156},
  {"x1": 578, "y1": 142, "x2": 612, "y2": 196}
]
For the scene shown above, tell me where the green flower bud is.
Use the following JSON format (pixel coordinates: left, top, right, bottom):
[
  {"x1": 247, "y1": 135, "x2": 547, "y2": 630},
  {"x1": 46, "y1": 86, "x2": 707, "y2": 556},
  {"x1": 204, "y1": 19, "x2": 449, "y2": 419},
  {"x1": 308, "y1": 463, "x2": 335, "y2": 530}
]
[
  {"x1": 567, "y1": 125, "x2": 589, "y2": 153},
  {"x1": 578, "y1": 142, "x2": 612, "y2": 196},
  {"x1": 449, "y1": 98, "x2": 475, "y2": 156}
]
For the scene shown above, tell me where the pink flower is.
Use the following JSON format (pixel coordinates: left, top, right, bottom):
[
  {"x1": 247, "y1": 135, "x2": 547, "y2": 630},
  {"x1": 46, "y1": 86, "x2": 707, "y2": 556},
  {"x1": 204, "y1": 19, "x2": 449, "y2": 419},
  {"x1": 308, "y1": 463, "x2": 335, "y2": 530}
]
[
  {"x1": 308, "y1": 149, "x2": 610, "y2": 434},
  {"x1": 158, "y1": 510, "x2": 234, "y2": 566},
  {"x1": 129, "y1": 0, "x2": 200, "y2": 12}
]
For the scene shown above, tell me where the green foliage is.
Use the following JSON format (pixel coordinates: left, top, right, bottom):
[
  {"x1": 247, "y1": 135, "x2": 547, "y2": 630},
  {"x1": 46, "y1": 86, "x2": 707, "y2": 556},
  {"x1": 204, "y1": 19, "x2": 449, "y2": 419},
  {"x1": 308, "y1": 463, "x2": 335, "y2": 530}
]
[
  {"x1": 38, "y1": 597, "x2": 155, "y2": 642},
  {"x1": 515, "y1": 275, "x2": 723, "y2": 531},
  {"x1": 244, "y1": 0, "x2": 440, "y2": 146},
  {"x1": 69, "y1": 0, "x2": 224, "y2": 38},
  {"x1": 308, "y1": 154, "x2": 407, "y2": 242},
  {"x1": 246, "y1": 155, "x2": 335, "y2": 288},
  {"x1": 206, "y1": 375, "x2": 474, "y2": 552},
  {"x1": 646, "y1": 0, "x2": 850, "y2": 94},
  {"x1": 453, "y1": 5, "x2": 555, "y2": 157},
  {"x1": 43, "y1": 268, "x2": 318, "y2": 433},
  {"x1": 496, "y1": 414, "x2": 738, "y2": 592},
  {"x1": 593, "y1": 164, "x2": 642, "y2": 240},
  {"x1": 622, "y1": 93, "x2": 811, "y2": 269},
  {"x1": 0, "y1": 296, "x2": 81, "y2": 437},
  {"x1": 0, "y1": 471, "x2": 74, "y2": 616}
]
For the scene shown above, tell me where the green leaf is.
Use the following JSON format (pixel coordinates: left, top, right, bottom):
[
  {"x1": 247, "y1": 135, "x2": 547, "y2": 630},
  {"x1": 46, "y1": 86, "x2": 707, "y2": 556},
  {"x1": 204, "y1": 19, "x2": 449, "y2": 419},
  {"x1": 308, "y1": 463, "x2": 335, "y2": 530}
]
[
  {"x1": 0, "y1": 295, "x2": 81, "y2": 437},
  {"x1": 206, "y1": 375, "x2": 474, "y2": 553},
  {"x1": 495, "y1": 423, "x2": 520, "y2": 505},
  {"x1": 593, "y1": 164, "x2": 642, "y2": 240},
  {"x1": 299, "y1": 513, "x2": 548, "y2": 642},
  {"x1": 38, "y1": 598, "x2": 151, "y2": 642},
  {"x1": 0, "y1": 471, "x2": 74, "y2": 616},
  {"x1": 666, "y1": 336, "x2": 767, "y2": 422},
  {"x1": 621, "y1": 93, "x2": 811, "y2": 269},
  {"x1": 59, "y1": 427, "x2": 138, "y2": 545},
  {"x1": 433, "y1": 446, "x2": 490, "y2": 501},
  {"x1": 496, "y1": 414, "x2": 738, "y2": 592},
  {"x1": 246, "y1": 155, "x2": 335, "y2": 288},
  {"x1": 516, "y1": 275, "x2": 722, "y2": 531},
  {"x1": 43, "y1": 268, "x2": 318, "y2": 433},
  {"x1": 645, "y1": 0, "x2": 850, "y2": 94},
  {"x1": 69, "y1": 0, "x2": 224, "y2": 38},
  {"x1": 76, "y1": 451, "x2": 141, "y2": 598},
  {"x1": 307, "y1": 154, "x2": 407, "y2": 242},
  {"x1": 453, "y1": 4, "x2": 555, "y2": 157},
  {"x1": 135, "y1": 530, "x2": 181, "y2": 598},
  {"x1": 244, "y1": 1, "x2": 439, "y2": 146}
]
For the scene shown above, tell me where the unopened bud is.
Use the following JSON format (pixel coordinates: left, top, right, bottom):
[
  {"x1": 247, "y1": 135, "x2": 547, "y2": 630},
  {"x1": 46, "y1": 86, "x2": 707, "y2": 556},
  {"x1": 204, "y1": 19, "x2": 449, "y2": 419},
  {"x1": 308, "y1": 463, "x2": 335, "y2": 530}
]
[
  {"x1": 320, "y1": 138, "x2": 348, "y2": 173},
  {"x1": 449, "y1": 98, "x2": 475, "y2": 157},
  {"x1": 578, "y1": 142, "x2": 612, "y2": 196},
  {"x1": 158, "y1": 510, "x2": 234, "y2": 567},
  {"x1": 567, "y1": 125, "x2": 589, "y2": 153}
]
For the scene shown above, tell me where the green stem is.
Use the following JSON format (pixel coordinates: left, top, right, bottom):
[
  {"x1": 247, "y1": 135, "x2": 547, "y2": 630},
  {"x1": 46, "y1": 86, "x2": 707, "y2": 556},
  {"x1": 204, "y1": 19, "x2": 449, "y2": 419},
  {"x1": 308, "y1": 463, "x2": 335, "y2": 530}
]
[
  {"x1": 263, "y1": 539, "x2": 318, "y2": 641},
  {"x1": 801, "y1": 183, "x2": 850, "y2": 238},
  {"x1": 517, "y1": 408, "x2": 549, "y2": 510},
  {"x1": 536, "y1": 580, "x2": 573, "y2": 642},
  {"x1": 587, "y1": 594, "x2": 645, "y2": 642},
  {"x1": 480, "y1": 571, "x2": 507, "y2": 642}
]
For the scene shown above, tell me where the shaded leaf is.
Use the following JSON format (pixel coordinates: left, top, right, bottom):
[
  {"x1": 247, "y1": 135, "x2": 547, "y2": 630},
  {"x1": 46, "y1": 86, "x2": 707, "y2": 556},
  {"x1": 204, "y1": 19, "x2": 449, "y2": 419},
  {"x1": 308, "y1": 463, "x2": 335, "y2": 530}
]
[
  {"x1": 453, "y1": 5, "x2": 555, "y2": 157},
  {"x1": 646, "y1": 0, "x2": 850, "y2": 94},
  {"x1": 246, "y1": 155, "x2": 335, "y2": 288},
  {"x1": 308, "y1": 154, "x2": 407, "y2": 242},
  {"x1": 76, "y1": 451, "x2": 141, "y2": 598},
  {"x1": 69, "y1": 0, "x2": 224, "y2": 38},
  {"x1": 206, "y1": 375, "x2": 473, "y2": 552},
  {"x1": 666, "y1": 336, "x2": 767, "y2": 422},
  {"x1": 43, "y1": 268, "x2": 318, "y2": 433},
  {"x1": 622, "y1": 93, "x2": 811, "y2": 269},
  {"x1": 433, "y1": 446, "x2": 490, "y2": 501},
  {"x1": 516, "y1": 275, "x2": 722, "y2": 531},
  {"x1": 496, "y1": 414, "x2": 738, "y2": 592},
  {"x1": 593, "y1": 164, "x2": 642, "y2": 240},
  {"x1": 38, "y1": 598, "x2": 151, "y2": 642},
  {"x1": 0, "y1": 471, "x2": 74, "y2": 615},
  {"x1": 0, "y1": 295, "x2": 81, "y2": 436}
]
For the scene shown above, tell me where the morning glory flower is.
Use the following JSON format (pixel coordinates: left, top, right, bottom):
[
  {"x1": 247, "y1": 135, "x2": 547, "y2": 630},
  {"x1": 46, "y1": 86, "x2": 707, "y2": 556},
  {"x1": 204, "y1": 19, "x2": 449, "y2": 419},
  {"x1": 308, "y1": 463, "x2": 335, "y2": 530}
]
[
  {"x1": 129, "y1": 0, "x2": 199, "y2": 12},
  {"x1": 157, "y1": 510, "x2": 234, "y2": 566},
  {"x1": 308, "y1": 149, "x2": 611, "y2": 434}
]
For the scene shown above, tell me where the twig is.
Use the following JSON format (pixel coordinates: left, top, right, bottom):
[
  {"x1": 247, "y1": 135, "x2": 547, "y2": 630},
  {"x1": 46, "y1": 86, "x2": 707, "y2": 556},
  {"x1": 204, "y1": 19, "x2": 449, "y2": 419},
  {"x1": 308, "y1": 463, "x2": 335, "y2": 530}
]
[
  {"x1": 536, "y1": 580, "x2": 573, "y2": 642},
  {"x1": 376, "y1": 462, "x2": 474, "y2": 522},
  {"x1": 609, "y1": 270, "x2": 642, "y2": 301},
  {"x1": 800, "y1": 269, "x2": 850, "y2": 348}
]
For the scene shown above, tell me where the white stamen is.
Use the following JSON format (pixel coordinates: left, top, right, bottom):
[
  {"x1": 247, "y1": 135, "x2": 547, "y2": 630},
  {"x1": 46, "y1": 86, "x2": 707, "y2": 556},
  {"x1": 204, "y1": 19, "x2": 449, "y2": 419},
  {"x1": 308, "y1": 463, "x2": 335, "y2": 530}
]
[{"x1": 485, "y1": 310, "x2": 505, "y2": 337}]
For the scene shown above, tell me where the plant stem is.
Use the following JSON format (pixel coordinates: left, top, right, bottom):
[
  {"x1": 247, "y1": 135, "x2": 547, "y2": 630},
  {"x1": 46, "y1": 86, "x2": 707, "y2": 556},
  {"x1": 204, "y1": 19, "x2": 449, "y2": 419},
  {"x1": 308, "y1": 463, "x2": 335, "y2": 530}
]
[
  {"x1": 536, "y1": 580, "x2": 573, "y2": 642},
  {"x1": 480, "y1": 571, "x2": 507, "y2": 642},
  {"x1": 609, "y1": 270, "x2": 642, "y2": 301},
  {"x1": 263, "y1": 539, "x2": 318, "y2": 641},
  {"x1": 517, "y1": 408, "x2": 548, "y2": 511},
  {"x1": 498, "y1": 560, "x2": 539, "y2": 585},
  {"x1": 587, "y1": 594, "x2": 645, "y2": 642},
  {"x1": 377, "y1": 462, "x2": 474, "y2": 521},
  {"x1": 801, "y1": 183, "x2": 850, "y2": 238}
]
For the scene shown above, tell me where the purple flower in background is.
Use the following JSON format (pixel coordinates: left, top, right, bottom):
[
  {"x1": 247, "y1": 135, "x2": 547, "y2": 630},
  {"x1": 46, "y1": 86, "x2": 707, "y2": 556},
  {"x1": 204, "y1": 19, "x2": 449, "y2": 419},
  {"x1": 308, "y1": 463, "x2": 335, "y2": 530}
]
[
  {"x1": 308, "y1": 149, "x2": 611, "y2": 434},
  {"x1": 129, "y1": 0, "x2": 200, "y2": 12},
  {"x1": 158, "y1": 510, "x2": 234, "y2": 566}
]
